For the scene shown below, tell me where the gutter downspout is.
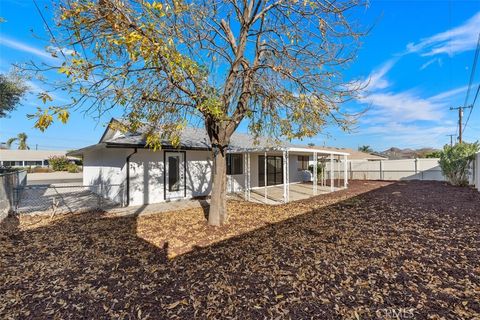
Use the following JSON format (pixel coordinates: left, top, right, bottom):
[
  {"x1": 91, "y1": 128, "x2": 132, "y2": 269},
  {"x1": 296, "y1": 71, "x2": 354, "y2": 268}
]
[{"x1": 125, "y1": 148, "x2": 137, "y2": 207}]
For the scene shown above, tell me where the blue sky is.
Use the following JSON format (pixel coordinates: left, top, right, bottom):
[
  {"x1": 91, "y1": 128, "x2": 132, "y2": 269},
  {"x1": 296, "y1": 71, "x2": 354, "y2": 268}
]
[{"x1": 0, "y1": 0, "x2": 479, "y2": 151}]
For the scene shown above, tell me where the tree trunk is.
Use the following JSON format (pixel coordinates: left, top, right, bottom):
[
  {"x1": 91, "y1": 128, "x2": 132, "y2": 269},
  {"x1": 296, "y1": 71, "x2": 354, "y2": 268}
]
[
  {"x1": 209, "y1": 149, "x2": 227, "y2": 226},
  {"x1": 205, "y1": 118, "x2": 237, "y2": 226}
]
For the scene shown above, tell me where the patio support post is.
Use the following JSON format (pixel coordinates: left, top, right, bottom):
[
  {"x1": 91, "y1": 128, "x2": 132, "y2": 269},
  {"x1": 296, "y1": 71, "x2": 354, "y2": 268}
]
[
  {"x1": 264, "y1": 151, "x2": 267, "y2": 201},
  {"x1": 247, "y1": 153, "x2": 251, "y2": 201},
  {"x1": 283, "y1": 150, "x2": 287, "y2": 203},
  {"x1": 244, "y1": 153, "x2": 248, "y2": 199},
  {"x1": 330, "y1": 153, "x2": 334, "y2": 192},
  {"x1": 313, "y1": 152, "x2": 318, "y2": 195},
  {"x1": 343, "y1": 155, "x2": 348, "y2": 188},
  {"x1": 286, "y1": 150, "x2": 290, "y2": 202}
]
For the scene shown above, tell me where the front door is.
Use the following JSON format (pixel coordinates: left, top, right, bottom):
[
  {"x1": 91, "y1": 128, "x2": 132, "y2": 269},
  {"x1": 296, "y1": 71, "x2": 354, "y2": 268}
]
[{"x1": 165, "y1": 152, "x2": 185, "y2": 200}]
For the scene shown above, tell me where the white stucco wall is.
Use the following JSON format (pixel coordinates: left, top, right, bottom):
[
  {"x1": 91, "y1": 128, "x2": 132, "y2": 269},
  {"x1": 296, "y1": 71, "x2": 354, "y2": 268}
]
[
  {"x1": 227, "y1": 174, "x2": 244, "y2": 193},
  {"x1": 226, "y1": 154, "x2": 306, "y2": 192},
  {"x1": 186, "y1": 150, "x2": 213, "y2": 197},
  {"x1": 290, "y1": 154, "x2": 311, "y2": 183},
  {"x1": 128, "y1": 149, "x2": 164, "y2": 206},
  {"x1": 84, "y1": 148, "x2": 315, "y2": 206},
  {"x1": 128, "y1": 149, "x2": 213, "y2": 206},
  {"x1": 226, "y1": 153, "x2": 309, "y2": 193},
  {"x1": 83, "y1": 148, "x2": 131, "y2": 205}
]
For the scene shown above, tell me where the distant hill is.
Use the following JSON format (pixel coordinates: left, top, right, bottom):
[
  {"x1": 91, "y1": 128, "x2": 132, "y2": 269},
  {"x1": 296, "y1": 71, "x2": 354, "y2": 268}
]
[{"x1": 380, "y1": 147, "x2": 439, "y2": 160}]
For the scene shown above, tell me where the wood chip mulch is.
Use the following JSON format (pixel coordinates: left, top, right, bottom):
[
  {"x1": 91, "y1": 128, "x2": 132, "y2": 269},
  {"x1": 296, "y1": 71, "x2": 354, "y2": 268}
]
[{"x1": 1, "y1": 180, "x2": 479, "y2": 319}]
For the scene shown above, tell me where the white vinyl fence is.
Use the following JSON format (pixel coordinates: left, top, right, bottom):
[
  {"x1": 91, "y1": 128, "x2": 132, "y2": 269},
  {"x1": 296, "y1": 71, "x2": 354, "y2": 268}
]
[
  {"x1": 324, "y1": 158, "x2": 444, "y2": 182},
  {"x1": 324, "y1": 157, "x2": 480, "y2": 185}
]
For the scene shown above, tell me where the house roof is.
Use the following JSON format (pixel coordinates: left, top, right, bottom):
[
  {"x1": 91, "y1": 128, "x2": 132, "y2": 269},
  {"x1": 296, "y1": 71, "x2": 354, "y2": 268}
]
[
  {"x1": 106, "y1": 126, "x2": 299, "y2": 150},
  {"x1": 0, "y1": 149, "x2": 77, "y2": 161},
  {"x1": 69, "y1": 118, "x2": 349, "y2": 156},
  {"x1": 306, "y1": 146, "x2": 387, "y2": 160}
]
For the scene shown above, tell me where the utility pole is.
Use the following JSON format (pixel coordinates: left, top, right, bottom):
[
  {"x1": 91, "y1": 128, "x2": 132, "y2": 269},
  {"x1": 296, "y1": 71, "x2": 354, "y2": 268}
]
[
  {"x1": 450, "y1": 106, "x2": 472, "y2": 143},
  {"x1": 446, "y1": 134, "x2": 455, "y2": 147}
]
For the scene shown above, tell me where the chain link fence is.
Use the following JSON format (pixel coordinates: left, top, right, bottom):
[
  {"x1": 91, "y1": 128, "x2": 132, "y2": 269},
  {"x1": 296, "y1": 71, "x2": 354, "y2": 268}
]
[
  {"x1": 1, "y1": 169, "x2": 27, "y2": 221},
  {"x1": 13, "y1": 184, "x2": 125, "y2": 216}
]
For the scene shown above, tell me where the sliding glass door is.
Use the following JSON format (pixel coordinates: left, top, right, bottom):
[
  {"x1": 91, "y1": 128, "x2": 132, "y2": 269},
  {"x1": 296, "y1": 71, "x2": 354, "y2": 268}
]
[{"x1": 259, "y1": 155, "x2": 283, "y2": 187}]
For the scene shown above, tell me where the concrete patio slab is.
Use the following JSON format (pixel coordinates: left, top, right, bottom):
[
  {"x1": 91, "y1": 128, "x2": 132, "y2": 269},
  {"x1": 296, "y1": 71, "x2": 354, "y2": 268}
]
[{"x1": 242, "y1": 182, "x2": 343, "y2": 204}]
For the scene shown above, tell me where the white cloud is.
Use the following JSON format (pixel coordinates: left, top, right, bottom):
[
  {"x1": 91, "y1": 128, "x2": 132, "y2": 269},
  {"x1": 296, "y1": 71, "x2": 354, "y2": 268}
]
[
  {"x1": 23, "y1": 80, "x2": 71, "y2": 104},
  {"x1": 25, "y1": 80, "x2": 44, "y2": 93},
  {"x1": 359, "y1": 90, "x2": 446, "y2": 122},
  {"x1": 355, "y1": 12, "x2": 479, "y2": 125},
  {"x1": 357, "y1": 57, "x2": 452, "y2": 123},
  {"x1": 362, "y1": 58, "x2": 398, "y2": 91},
  {"x1": 429, "y1": 85, "x2": 469, "y2": 102},
  {"x1": 406, "y1": 11, "x2": 480, "y2": 57},
  {"x1": 360, "y1": 83, "x2": 469, "y2": 124},
  {"x1": 420, "y1": 57, "x2": 442, "y2": 70},
  {"x1": 46, "y1": 46, "x2": 76, "y2": 57},
  {"x1": 359, "y1": 122, "x2": 456, "y2": 148},
  {"x1": 0, "y1": 36, "x2": 55, "y2": 60},
  {"x1": 345, "y1": 13, "x2": 479, "y2": 148},
  {"x1": 354, "y1": 84, "x2": 470, "y2": 147}
]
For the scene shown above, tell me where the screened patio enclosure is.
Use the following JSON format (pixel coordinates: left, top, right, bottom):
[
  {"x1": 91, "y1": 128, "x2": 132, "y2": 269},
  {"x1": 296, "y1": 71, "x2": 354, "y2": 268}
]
[{"x1": 226, "y1": 147, "x2": 349, "y2": 205}]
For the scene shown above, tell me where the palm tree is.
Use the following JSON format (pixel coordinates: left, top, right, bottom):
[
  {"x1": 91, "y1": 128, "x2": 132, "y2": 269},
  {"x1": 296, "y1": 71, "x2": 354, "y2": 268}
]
[
  {"x1": 358, "y1": 145, "x2": 373, "y2": 153},
  {"x1": 6, "y1": 132, "x2": 29, "y2": 150}
]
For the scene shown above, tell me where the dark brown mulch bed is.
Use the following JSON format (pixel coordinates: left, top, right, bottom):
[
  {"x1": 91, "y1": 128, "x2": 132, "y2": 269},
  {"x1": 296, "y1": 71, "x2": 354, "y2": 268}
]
[{"x1": 1, "y1": 180, "x2": 479, "y2": 319}]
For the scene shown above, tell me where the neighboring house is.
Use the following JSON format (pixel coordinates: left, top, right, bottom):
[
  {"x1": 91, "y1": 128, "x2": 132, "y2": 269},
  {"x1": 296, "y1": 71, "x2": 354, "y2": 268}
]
[
  {"x1": 307, "y1": 146, "x2": 387, "y2": 161},
  {"x1": 69, "y1": 119, "x2": 350, "y2": 206},
  {"x1": 0, "y1": 150, "x2": 76, "y2": 167}
]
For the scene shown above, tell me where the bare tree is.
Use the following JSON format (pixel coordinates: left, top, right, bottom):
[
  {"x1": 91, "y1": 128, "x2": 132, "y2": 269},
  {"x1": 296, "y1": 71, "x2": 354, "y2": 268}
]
[{"x1": 25, "y1": 0, "x2": 366, "y2": 225}]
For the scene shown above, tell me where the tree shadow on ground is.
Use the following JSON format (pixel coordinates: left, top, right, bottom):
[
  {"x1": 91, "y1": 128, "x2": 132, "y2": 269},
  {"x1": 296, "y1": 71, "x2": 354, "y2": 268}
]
[{"x1": 1, "y1": 181, "x2": 479, "y2": 319}]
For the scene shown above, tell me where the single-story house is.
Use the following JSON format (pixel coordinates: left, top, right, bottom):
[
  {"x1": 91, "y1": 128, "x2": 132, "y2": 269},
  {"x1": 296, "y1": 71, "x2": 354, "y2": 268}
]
[
  {"x1": 0, "y1": 149, "x2": 78, "y2": 167},
  {"x1": 69, "y1": 119, "x2": 349, "y2": 206},
  {"x1": 307, "y1": 146, "x2": 387, "y2": 161}
]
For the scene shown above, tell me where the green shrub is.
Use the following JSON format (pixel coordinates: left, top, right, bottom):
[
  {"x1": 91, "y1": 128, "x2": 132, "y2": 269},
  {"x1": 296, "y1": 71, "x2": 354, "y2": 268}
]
[
  {"x1": 439, "y1": 142, "x2": 479, "y2": 186},
  {"x1": 67, "y1": 163, "x2": 79, "y2": 173},
  {"x1": 48, "y1": 155, "x2": 71, "y2": 171},
  {"x1": 308, "y1": 161, "x2": 327, "y2": 178},
  {"x1": 425, "y1": 151, "x2": 442, "y2": 158}
]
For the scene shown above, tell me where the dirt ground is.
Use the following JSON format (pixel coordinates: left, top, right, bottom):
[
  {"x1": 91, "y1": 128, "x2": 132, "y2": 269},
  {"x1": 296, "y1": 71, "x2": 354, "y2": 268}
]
[{"x1": 1, "y1": 180, "x2": 479, "y2": 319}]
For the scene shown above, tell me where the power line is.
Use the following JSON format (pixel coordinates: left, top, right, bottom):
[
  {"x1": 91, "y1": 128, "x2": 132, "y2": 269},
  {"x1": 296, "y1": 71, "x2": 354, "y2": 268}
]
[
  {"x1": 450, "y1": 105, "x2": 471, "y2": 144},
  {"x1": 463, "y1": 84, "x2": 480, "y2": 133},
  {"x1": 463, "y1": 33, "x2": 480, "y2": 108},
  {"x1": 473, "y1": 84, "x2": 480, "y2": 107},
  {"x1": 446, "y1": 134, "x2": 455, "y2": 147},
  {"x1": 32, "y1": 0, "x2": 67, "y2": 60},
  {"x1": 462, "y1": 32, "x2": 480, "y2": 135}
]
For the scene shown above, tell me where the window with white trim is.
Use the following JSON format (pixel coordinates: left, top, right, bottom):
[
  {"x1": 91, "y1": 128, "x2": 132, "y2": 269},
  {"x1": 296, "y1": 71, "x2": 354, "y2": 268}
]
[{"x1": 298, "y1": 155, "x2": 309, "y2": 170}]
